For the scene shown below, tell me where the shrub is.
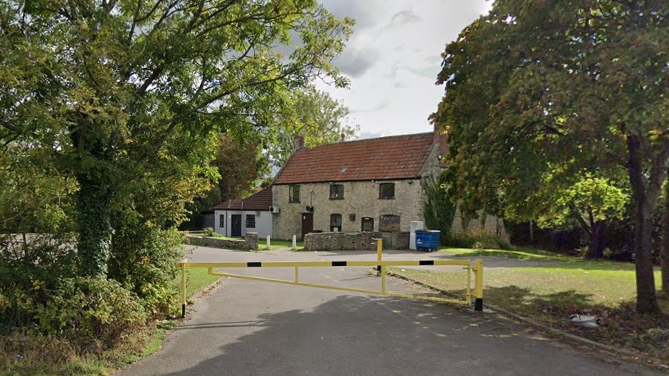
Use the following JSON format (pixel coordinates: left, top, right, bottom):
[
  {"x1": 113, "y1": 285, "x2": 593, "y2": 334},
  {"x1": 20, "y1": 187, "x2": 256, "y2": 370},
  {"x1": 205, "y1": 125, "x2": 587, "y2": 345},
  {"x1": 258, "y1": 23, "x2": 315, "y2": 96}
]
[
  {"x1": 33, "y1": 277, "x2": 148, "y2": 350},
  {"x1": 443, "y1": 233, "x2": 511, "y2": 250}
]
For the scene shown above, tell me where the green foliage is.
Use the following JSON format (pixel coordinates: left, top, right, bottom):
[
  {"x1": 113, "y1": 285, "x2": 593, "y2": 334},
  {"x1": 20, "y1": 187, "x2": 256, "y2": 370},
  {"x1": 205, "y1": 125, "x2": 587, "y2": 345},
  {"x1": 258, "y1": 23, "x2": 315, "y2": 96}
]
[
  {"x1": 266, "y1": 86, "x2": 360, "y2": 168},
  {"x1": 422, "y1": 174, "x2": 456, "y2": 240},
  {"x1": 432, "y1": 0, "x2": 669, "y2": 312},
  {"x1": 442, "y1": 233, "x2": 510, "y2": 250},
  {"x1": 536, "y1": 176, "x2": 628, "y2": 229}
]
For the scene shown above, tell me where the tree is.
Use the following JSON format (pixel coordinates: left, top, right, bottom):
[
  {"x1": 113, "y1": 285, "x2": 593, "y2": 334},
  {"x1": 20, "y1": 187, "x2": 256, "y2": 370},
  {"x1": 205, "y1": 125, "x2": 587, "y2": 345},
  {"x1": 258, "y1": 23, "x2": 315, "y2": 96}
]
[
  {"x1": 433, "y1": 0, "x2": 669, "y2": 313},
  {"x1": 1, "y1": 1, "x2": 352, "y2": 277},
  {"x1": 266, "y1": 85, "x2": 359, "y2": 167},
  {"x1": 536, "y1": 176, "x2": 628, "y2": 259}
]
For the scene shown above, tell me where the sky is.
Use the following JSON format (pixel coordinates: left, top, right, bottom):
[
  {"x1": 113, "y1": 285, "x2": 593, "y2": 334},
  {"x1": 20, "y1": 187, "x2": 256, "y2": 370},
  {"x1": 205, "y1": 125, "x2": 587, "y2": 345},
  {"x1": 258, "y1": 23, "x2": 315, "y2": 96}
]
[{"x1": 316, "y1": 0, "x2": 493, "y2": 139}]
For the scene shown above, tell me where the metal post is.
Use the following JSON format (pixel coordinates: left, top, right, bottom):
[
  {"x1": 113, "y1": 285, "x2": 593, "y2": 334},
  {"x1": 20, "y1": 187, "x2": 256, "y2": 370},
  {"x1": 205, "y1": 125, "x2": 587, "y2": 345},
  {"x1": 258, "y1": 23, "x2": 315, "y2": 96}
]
[
  {"x1": 181, "y1": 259, "x2": 187, "y2": 318},
  {"x1": 474, "y1": 259, "x2": 484, "y2": 311},
  {"x1": 376, "y1": 238, "x2": 382, "y2": 276},
  {"x1": 295, "y1": 266, "x2": 299, "y2": 283}
]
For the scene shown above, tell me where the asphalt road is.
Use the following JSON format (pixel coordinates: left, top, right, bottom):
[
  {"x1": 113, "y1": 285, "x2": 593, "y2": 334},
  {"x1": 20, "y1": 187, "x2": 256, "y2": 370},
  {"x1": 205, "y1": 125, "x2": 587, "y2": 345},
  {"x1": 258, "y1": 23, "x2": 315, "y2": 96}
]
[{"x1": 117, "y1": 246, "x2": 660, "y2": 376}]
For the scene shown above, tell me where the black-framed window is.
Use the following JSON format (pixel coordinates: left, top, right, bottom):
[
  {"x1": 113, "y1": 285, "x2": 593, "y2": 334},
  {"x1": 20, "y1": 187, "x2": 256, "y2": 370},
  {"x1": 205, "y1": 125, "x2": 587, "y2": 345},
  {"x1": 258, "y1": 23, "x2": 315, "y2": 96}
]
[
  {"x1": 219, "y1": 214, "x2": 225, "y2": 228},
  {"x1": 330, "y1": 214, "x2": 342, "y2": 232},
  {"x1": 289, "y1": 185, "x2": 300, "y2": 203},
  {"x1": 330, "y1": 184, "x2": 344, "y2": 199},
  {"x1": 361, "y1": 217, "x2": 374, "y2": 232},
  {"x1": 379, "y1": 183, "x2": 395, "y2": 199},
  {"x1": 379, "y1": 215, "x2": 400, "y2": 232},
  {"x1": 245, "y1": 214, "x2": 256, "y2": 228}
]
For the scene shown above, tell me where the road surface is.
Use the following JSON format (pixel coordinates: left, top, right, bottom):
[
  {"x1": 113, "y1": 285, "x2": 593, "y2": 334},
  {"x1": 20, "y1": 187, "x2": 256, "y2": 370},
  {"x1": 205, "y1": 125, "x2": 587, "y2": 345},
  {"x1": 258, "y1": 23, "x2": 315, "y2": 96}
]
[{"x1": 117, "y1": 246, "x2": 659, "y2": 376}]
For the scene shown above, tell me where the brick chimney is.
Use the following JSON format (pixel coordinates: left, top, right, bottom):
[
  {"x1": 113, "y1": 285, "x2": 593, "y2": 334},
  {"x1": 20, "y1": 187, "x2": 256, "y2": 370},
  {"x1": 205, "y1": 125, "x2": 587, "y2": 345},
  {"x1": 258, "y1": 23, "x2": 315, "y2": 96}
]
[
  {"x1": 433, "y1": 124, "x2": 449, "y2": 164},
  {"x1": 340, "y1": 133, "x2": 346, "y2": 142},
  {"x1": 294, "y1": 135, "x2": 304, "y2": 150}
]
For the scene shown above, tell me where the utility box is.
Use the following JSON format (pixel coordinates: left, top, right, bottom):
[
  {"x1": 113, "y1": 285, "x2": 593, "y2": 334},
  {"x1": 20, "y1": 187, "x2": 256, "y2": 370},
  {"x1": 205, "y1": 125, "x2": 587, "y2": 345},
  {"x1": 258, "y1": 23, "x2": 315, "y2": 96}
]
[
  {"x1": 415, "y1": 230, "x2": 440, "y2": 252},
  {"x1": 409, "y1": 221, "x2": 425, "y2": 250}
]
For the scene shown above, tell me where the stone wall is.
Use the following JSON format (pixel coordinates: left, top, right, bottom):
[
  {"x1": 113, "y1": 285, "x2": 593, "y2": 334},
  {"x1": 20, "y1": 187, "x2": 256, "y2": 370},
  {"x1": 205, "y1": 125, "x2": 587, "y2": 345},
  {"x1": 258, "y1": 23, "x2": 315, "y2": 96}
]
[
  {"x1": 451, "y1": 208, "x2": 510, "y2": 242},
  {"x1": 381, "y1": 231, "x2": 410, "y2": 250},
  {"x1": 304, "y1": 231, "x2": 381, "y2": 251},
  {"x1": 272, "y1": 180, "x2": 425, "y2": 240},
  {"x1": 185, "y1": 232, "x2": 258, "y2": 250}
]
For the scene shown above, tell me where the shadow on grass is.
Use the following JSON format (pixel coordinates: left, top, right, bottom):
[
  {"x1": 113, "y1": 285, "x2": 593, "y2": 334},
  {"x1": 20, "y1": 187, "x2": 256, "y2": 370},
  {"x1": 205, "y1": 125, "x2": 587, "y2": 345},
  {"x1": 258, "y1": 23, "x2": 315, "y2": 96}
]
[{"x1": 485, "y1": 285, "x2": 595, "y2": 315}]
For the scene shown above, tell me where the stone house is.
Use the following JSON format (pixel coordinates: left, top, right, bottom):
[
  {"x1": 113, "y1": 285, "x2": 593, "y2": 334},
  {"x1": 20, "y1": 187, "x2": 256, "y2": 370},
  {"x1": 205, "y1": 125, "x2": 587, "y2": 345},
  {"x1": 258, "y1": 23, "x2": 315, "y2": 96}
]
[
  {"x1": 214, "y1": 188, "x2": 273, "y2": 239},
  {"x1": 270, "y1": 130, "x2": 450, "y2": 241}
]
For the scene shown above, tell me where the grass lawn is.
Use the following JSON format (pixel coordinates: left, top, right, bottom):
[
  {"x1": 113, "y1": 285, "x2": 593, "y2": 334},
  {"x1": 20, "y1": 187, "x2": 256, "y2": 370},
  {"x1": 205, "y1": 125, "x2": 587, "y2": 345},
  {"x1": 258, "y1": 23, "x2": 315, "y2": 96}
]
[
  {"x1": 392, "y1": 254, "x2": 669, "y2": 362},
  {"x1": 260, "y1": 239, "x2": 304, "y2": 251},
  {"x1": 180, "y1": 267, "x2": 223, "y2": 299},
  {"x1": 439, "y1": 246, "x2": 571, "y2": 261}
]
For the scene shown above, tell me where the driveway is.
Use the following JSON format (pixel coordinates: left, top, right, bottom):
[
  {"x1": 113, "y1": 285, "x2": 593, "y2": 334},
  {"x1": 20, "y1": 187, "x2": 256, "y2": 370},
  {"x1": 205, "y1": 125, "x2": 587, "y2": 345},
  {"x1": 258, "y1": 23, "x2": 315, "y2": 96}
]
[{"x1": 117, "y1": 246, "x2": 659, "y2": 376}]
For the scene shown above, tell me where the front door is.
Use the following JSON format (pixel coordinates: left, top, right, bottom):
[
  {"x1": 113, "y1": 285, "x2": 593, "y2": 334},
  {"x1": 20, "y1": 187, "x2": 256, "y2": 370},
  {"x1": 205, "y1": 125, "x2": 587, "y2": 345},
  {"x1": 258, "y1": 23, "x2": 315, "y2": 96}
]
[
  {"x1": 301, "y1": 213, "x2": 313, "y2": 240},
  {"x1": 231, "y1": 215, "x2": 242, "y2": 237}
]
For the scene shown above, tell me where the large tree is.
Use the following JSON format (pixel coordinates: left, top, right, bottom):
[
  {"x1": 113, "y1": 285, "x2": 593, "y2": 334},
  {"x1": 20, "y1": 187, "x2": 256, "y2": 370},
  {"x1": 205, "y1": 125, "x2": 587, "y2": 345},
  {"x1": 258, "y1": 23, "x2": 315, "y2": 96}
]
[
  {"x1": 0, "y1": 1, "x2": 352, "y2": 277},
  {"x1": 433, "y1": 0, "x2": 669, "y2": 313},
  {"x1": 266, "y1": 85, "x2": 358, "y2": 167}
]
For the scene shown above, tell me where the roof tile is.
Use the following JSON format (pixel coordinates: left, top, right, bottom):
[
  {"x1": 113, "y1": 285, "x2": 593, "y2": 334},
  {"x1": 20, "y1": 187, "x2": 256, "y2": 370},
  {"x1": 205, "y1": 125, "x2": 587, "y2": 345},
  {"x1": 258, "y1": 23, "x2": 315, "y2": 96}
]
[{"x1": 274, "y1": 133, "x2": 434, "y2": 184}]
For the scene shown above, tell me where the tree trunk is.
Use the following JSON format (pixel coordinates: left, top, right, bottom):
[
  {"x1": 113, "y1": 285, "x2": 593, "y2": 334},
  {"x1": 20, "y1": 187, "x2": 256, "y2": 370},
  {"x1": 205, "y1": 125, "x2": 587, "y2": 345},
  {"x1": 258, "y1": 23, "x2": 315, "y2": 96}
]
[
  {"x1": 662, "y1": 176, "x2": 669, "y2": 296},
  {"x1": 586, "y1": 222, "x2": 606, "y2": 260},
  {"x1": 627, "y1": 135, "x2": 661, "y2": 314},
  {"x1": 76, "y1": 164, "x2": 114, "y2": 278}
]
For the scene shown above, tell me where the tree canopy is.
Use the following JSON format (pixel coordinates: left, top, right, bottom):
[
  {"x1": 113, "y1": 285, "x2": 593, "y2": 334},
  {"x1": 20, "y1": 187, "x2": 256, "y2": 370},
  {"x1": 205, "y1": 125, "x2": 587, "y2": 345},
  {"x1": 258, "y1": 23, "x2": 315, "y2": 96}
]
[
  {"x1": 433, "y1": 0, "x2": 669, "y2": 313},
  {"x1": 0, "y1": 0, "x2": 352, "y2": 278}
]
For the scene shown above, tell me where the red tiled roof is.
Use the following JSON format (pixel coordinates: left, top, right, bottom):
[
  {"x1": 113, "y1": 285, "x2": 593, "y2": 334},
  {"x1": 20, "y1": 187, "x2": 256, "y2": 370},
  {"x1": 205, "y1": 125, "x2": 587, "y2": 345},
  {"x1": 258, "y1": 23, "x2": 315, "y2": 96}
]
[
  {"x1": 273, "y1": 133, "x2": 434, "y2": 184},
  {"x1": 214, "y1": 187, "x2": 272, "y2": 211}
]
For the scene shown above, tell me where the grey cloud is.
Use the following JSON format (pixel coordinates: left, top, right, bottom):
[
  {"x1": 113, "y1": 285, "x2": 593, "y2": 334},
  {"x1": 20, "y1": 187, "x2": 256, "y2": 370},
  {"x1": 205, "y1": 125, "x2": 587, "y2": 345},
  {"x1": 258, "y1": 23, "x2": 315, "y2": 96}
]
[
  {"x1": 351, "y1": 100, "x2": 390, "y2": 114},
  {"x1": 319, "y1": 0, "x2": 377, "y2": 30},
  {"x1": 334, "y1": 47, "x2": 378, "y2": 78},
  {"x1": 390, "y1": 9, "x2": 420, "y2": 27}
]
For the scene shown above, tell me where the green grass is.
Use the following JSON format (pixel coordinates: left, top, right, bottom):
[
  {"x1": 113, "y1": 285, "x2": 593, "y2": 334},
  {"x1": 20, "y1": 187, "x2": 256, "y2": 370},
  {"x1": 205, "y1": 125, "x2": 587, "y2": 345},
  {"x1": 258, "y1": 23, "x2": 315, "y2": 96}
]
[
  {"x1": 392, "y1": 257, "x2": 669, "y2": 361},
  {"x1": 439, "y1": 246, "x2": 571, "y2": 261},
  {"x1": 171, "y1": 267, "x2": 223, "y2": 299},
  {"x1": 261, "y1": 239, "x2": 304, "y2": 251}
]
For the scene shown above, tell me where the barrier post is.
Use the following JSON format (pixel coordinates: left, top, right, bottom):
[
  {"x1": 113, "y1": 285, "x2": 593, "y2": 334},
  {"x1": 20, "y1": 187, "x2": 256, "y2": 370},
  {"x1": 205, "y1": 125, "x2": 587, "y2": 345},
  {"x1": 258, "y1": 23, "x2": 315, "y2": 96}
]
[
  {"x1": 181, "y1": 259, "x2": 187, "y2": 318},
  {"x1": 474, "y1": 259, "x2": 484, "y2": 311}
]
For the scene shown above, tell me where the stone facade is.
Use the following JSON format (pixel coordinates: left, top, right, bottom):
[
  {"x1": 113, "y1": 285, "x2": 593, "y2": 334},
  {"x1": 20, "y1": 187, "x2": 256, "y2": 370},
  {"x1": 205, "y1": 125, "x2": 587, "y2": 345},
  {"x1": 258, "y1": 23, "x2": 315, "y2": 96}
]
[
  {"x1": 381, "y1": 231, "x2": 410, "y2": 249},
  {"x1": 185, "y1": 232, "x2": 258, "y2": 250},
  {"x1": 272, "y1": 179, "x2": 426, "y2": 240},
  {"x1": 304, "y1": 231, "x2": 380, "y2": 251}
]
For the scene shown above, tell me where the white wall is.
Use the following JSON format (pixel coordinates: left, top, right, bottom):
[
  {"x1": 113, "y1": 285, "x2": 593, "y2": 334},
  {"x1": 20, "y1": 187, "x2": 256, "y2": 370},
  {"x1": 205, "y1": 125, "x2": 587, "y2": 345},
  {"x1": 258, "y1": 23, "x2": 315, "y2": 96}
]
[{"x1": 214, "y1": 210, "x2": 272, "y2": 239}]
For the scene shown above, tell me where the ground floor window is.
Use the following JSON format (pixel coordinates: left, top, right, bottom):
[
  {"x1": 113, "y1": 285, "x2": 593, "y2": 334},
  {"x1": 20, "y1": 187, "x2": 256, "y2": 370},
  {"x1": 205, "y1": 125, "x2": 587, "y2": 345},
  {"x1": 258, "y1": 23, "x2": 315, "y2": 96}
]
[
  {"x1": 361, "y1": 217, "x2": 374, "y2": 232},
  {"x1": 245, "y1": 214, "x2": 256, "y2": 228},
  {"x1": 330, "y1": 214, "x2": 342, "y2": 232},
  {"x1": 379, "y1": 215, "x2": 400, "y2": 232}
]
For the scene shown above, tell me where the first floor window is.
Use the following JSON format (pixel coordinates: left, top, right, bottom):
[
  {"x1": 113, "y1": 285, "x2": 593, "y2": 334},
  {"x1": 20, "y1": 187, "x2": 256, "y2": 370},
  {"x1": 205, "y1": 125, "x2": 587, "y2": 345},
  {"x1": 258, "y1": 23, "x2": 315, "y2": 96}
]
[
  {"x1": 245, "y1": 214, "x2": 256, "y2": 228},
  {"x1": 361, "y1": 217, "x2": 374, "y2": 232},
  {"x1": 289, "y1": 185, "x2": 300, "y2": 203},
  {"x1": 379, "y1": 183, "x2": 395, "y2": 199},
  {"x1": 330, "y1": 214, "x2": 342, "y2": 232},
  {"x1": 219, "y1": 214, "x2": 225, "y2": 228},
  {"x1": 330, "y1": 184, "x2": 344, "y2": 199}
]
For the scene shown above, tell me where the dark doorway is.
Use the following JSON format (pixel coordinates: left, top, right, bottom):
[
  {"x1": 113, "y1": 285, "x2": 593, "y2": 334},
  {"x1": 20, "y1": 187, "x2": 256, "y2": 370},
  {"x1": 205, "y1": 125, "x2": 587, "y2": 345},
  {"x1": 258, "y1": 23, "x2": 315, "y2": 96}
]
[
  {"x1": 231, "y1": 215, "x2": 242, "y2": 237},
  {"x1": 301, "y1": 213, "x2": 313, "y2": 240}
]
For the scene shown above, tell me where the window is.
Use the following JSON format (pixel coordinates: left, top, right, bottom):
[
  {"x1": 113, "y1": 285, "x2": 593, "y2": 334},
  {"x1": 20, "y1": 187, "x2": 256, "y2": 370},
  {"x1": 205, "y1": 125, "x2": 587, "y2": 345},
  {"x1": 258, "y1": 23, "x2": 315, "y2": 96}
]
[
  {"x1": 219, "y1": 214, "x2": 225, "y2": 228},
  {"x1": 289, "y1": 185, "x2": 300, "y2": 203},
  {"x1": 379, "y1": 215, "x2": 400, "y2": 232},
  {"x1": 361, "y1": 217, "x2": 374, "y2": 232},
  {"x1": 330, "y1": 214, "x2": 342, "y2": 232},
  {"x1": 379, "y1": 183, "x2": 395, "y2": 199},
  {"x1": 245, "y1": 214, "x2": 256, "y2": 228},
  {"x1": 330, "y1": 184, "x2": 344, "y2": 199}
]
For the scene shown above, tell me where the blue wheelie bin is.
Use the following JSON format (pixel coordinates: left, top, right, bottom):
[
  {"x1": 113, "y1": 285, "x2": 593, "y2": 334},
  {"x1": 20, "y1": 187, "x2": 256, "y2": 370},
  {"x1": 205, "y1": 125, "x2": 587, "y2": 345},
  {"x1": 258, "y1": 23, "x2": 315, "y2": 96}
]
[{"x1": 415, "y1": 230, "x2": 440, "y2": 252}]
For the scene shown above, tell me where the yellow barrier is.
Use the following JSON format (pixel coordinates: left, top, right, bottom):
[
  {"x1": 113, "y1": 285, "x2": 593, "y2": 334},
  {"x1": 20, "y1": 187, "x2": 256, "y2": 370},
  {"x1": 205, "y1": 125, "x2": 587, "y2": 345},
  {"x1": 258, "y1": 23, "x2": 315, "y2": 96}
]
[{"x1": 178, "y1": 243, "x2": 484, "y2": 317}]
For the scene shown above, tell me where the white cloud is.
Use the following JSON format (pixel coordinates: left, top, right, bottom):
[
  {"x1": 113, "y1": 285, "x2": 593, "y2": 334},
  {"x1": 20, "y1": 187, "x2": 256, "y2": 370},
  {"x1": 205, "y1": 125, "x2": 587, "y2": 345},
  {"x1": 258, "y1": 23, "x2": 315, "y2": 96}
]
[{"x1": 318, "y1": 0, "x2": 492, "y2": 136}]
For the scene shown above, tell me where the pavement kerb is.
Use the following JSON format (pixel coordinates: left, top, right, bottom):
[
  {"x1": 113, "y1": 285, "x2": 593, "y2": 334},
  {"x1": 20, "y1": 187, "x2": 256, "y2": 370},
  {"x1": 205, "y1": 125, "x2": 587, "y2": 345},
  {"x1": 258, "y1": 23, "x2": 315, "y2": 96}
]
[{"x1": 387, "y1": 270, "x2": 666, "y2": 370}]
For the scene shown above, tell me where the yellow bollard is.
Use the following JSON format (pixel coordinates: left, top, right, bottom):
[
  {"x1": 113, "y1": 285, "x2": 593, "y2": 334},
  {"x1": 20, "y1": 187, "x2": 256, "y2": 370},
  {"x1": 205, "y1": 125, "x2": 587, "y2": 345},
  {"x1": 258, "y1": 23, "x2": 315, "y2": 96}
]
[
  {"x1": 474, "y1": 259, "x2": 484, "y2": 311},
  {"x1": 377, "y1": 238, "x2": 386, "y2": 292},
  {"x1": 181, "y1": 259, "x2": 187, "y2": 318}
]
